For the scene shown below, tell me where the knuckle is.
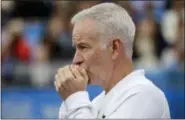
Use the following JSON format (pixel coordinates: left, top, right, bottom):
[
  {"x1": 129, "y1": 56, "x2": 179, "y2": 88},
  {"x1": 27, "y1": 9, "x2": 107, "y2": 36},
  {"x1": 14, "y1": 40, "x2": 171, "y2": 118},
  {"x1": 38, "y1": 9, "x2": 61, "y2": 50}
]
[
  {"x1": 66, "y1": 77, "x2": 70, "y2": 81},
  {"x1": 69, "y1": 76, "x2": 74, "y2": 80},
  {"x1": 66, "y1": 76, "x2": 73, "y2": 81},
  {"x1": 66, "y1": 79, "x2": 72, "y2": 84},
  {"x1": 65, "y1": 79, "x2": 69, "y2": 83},
  {"x1": 64, "y1": 65, "x2": 69, "y2": 69},
  {"x1": 63, "y1": 66, "x2": 70, "y2": 72},
  {"x1": 70, "y1": 66, "x2": 75, "y2": 70}
]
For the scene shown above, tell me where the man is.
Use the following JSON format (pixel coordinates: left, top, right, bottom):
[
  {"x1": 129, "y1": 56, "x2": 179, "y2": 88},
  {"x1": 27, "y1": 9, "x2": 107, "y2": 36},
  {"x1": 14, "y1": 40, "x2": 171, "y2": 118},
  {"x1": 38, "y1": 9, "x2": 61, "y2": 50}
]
[{"x1": 54, "y1": 3, "x2": 170, "y2": 119}]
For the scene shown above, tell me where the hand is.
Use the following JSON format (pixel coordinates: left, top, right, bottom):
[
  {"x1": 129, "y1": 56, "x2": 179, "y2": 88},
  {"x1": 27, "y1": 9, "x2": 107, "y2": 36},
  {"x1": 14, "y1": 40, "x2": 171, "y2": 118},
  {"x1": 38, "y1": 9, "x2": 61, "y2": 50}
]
[{"x1": 54, "y1": 65, "x2": 89, "y2": 100}]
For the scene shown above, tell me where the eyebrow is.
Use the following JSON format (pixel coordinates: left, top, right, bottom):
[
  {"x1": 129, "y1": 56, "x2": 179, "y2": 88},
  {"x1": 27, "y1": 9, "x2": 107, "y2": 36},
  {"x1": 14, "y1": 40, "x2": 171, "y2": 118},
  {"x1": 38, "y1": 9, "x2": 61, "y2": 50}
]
[{"x1": 74, "y1": 42, "x2": 89, "y2": 47}]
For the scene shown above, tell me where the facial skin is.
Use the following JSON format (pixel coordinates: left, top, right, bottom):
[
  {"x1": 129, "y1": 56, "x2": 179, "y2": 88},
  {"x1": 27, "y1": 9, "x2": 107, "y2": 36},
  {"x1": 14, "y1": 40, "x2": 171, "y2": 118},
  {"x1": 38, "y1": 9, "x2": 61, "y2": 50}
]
[{"x1": 72, "y1": 18, "x2": 114, "y2": 86}]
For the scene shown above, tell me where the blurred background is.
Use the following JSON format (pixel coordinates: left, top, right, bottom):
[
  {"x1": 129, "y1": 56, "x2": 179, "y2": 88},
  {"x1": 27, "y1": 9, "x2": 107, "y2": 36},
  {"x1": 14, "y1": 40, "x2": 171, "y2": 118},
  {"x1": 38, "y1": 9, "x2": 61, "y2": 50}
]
[{"x1": 1, "y1": 0, "x2": 184, "y2": 119}]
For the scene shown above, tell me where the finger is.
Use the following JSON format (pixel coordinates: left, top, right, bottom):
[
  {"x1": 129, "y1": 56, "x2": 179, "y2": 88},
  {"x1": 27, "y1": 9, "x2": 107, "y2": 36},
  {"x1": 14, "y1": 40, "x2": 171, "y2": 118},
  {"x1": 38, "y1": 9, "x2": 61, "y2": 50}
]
[
  {"x1": 63, "y1": 66, "x2": 75, "y2": 81},
  {"x1": 57, "y1": 67, "x2": 66, "y2": 83},
  {"x1": 78, "y1": 67, "x2": 88, "y2": 81},
  {"x1": 58, "y1": 68, "x2": 65, "y2": 77},
  {"x1": 69, "y1": 65, "x2": 83, "y2": 80},
  {"x1": 55, "y1": 74, "x2": 66, "y2": 93}
]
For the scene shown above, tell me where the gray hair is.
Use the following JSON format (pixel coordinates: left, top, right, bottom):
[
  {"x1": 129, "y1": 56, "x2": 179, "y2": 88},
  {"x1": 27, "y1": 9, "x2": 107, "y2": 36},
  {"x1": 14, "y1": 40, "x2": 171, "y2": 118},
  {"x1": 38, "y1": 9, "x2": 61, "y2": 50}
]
[{"x1": 71, "y1": 3, "x2": 136, "y2": 57}]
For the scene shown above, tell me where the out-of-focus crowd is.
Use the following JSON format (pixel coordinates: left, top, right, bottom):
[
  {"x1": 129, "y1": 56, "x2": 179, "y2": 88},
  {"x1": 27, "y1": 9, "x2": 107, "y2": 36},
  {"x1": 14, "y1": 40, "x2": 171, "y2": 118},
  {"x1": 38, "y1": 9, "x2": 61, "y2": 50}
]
[{"x1": 1, "y1": 1, "x2": 184, "y2": 88}]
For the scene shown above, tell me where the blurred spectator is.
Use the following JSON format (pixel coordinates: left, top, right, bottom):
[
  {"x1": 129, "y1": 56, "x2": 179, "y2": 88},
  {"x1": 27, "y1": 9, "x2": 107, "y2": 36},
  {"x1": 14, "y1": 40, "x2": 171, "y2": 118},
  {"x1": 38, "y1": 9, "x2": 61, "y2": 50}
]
[
  {"x1": 29, "y1": 44, "x2": 51, "y2": 88},
  {"x1": 28, "y1": 2, "x2": 73, "y2": 87},
  {"x1": 53, "y1": 1, "x2": 78, "y2": 58},
  {"x1": 161, "y1": 0, "x2": 184, "y2": 45},
  {"x1": 1, "y1": 18, "x2": 31, "y2": 87},
  {"x1": 161, "y1": 11, "x2": 184, "y2": 71},
  {"x1": 134, "y1": 17, "x2": 157, "y2": 69},
  {"x1": 2, "y1": 18, "x2": 31, "y2": 63},
  {"x1": 40, "y1": 16, "x2": 64, "y2": 61},
  {"x1": 133, "y1": 17, "x2": 164, "y2": 69},
  {"x1": 23, "y1": 18, "x2": 45, "y2": 60}
]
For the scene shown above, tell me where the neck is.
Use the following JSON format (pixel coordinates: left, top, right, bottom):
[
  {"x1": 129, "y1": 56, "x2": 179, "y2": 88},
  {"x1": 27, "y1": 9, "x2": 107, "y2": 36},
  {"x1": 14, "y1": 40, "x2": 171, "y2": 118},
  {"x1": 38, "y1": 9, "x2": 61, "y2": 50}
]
[{"x1": 104, "y1": 57, "x2": 133, "y2": 94}]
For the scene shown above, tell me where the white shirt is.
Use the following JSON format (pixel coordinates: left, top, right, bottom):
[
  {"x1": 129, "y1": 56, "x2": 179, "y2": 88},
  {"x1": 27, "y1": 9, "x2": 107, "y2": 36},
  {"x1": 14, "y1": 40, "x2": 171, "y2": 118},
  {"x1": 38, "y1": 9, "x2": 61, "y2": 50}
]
[{"x1": 58, "y1": 70, "x2": 171, "y2": 119}]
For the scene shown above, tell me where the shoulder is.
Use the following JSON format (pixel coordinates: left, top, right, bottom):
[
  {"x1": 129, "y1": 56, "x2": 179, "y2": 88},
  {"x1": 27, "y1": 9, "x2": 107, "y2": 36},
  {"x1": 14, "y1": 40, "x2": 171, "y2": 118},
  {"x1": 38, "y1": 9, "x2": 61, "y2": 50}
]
[
  {"x1": 128, "y1": 81, "x2": 170, "y2": 118},
  {"x1": 114, "y1": 73, "x2": 168, "y2": 109},
  {"x1": 126, "y1": 76, "x2": 166, "y2": 101},
  {"x1": 121, "y1": 76, "x2": 169, "y2": 114}
]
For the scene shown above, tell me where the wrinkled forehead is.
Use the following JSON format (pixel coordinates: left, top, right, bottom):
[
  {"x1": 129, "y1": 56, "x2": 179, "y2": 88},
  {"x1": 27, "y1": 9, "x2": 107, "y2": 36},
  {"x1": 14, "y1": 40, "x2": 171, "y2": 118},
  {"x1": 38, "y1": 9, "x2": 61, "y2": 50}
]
[{"x1": 72, "y1": 18, "x2": 99, "y2": 44}]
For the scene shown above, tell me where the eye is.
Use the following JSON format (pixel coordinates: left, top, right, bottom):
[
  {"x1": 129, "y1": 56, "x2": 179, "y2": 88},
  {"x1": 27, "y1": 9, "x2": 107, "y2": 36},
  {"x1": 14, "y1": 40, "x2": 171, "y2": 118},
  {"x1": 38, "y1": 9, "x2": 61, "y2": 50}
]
[{"x1": 79, "y1": 45, "x2": 88, "y2": 51}]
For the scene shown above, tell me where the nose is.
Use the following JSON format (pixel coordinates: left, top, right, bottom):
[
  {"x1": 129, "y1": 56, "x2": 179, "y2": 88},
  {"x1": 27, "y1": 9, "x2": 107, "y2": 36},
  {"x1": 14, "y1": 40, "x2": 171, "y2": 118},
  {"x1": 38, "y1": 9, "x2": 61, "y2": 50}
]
[{"x1": 72, "y1": 51, "x2": 83, "y2": 65}]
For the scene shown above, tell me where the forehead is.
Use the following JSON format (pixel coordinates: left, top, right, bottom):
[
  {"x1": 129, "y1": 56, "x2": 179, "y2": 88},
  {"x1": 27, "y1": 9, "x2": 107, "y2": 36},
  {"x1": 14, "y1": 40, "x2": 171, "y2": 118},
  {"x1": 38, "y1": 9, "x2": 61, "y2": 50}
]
[{"x1": 72, "y1": 18, "x2": 98, "y2": 43}]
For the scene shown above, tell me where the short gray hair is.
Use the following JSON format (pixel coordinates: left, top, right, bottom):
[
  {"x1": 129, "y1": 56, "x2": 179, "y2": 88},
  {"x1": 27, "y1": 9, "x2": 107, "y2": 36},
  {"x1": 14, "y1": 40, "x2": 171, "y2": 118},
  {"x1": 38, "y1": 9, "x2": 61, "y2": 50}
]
[{"x1": 71, "y1": 3, "x2": 136, "y2": 57}]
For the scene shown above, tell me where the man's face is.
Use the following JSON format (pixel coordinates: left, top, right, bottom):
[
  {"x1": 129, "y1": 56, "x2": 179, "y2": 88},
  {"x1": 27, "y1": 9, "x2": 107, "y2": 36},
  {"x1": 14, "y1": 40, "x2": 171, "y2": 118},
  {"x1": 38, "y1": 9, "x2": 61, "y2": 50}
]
[{"x1": 72, "y1": 19, "x2": 113, "y2": 85}]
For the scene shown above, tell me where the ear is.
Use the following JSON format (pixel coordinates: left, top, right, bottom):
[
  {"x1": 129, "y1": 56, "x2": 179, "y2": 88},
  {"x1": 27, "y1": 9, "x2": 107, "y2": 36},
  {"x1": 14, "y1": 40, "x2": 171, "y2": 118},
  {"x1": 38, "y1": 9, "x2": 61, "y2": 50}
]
[{"x1": 111, "y1": 39, "x2": 121, "y2": 60}]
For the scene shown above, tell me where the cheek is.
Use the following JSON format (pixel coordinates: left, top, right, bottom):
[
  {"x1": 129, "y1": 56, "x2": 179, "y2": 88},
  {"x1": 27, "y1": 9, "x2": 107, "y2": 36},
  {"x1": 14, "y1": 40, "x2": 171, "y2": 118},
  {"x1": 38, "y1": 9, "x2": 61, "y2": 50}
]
[
  {"x1": 84, "y1": 50, "x2": 98, "y2": 72},
  {"x1": 85, "y1": 49, "x2": 111, "y2": 82}
]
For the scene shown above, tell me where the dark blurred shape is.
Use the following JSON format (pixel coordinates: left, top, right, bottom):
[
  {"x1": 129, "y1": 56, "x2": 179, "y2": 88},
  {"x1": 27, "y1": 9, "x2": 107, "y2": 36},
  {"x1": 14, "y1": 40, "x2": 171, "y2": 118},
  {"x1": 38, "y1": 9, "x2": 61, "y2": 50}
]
[
  {"x1": 41, "y1": 32, "x2": 63, "y2": 61},
  {"x1": 51, "y1": 1, "x2": 79, "y2": 58},
  {"x1": 12, "y1": 1, "x2": 53, "y2": 18},
  {"x1": 165, "y1": 0, "x2": 172, "y2": 10}
]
